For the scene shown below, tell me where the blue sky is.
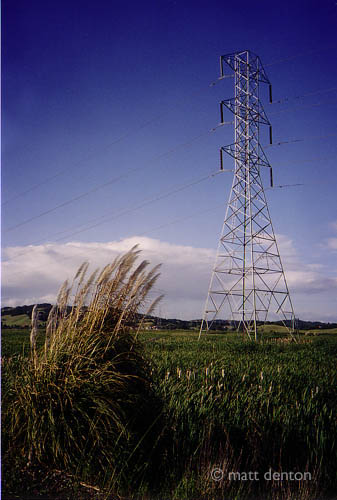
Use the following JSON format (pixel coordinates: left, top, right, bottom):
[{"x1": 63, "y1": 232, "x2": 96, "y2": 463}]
[{"x1": 2, "y1": 0, "x2": 337, "y2": 320}]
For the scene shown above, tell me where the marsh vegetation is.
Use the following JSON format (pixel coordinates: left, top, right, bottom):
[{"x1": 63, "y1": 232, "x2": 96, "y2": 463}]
[{"x1": 2, "y1": 249, "x2": 337, "y2": 499}]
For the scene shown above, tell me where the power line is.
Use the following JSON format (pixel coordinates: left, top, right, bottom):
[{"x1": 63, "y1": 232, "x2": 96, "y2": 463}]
[
  {"x1": 265, "y1": 131, "x2": 337, "y2": 148},
  {"x1": 209, "y1": 45, "x2": 337, "y2": 88},
  {"x1": 5, "y1": 45, "x2": 337, "y2": 209},
  {"x1": 29, "y1": 174, "x2": 304, "y2": 245},
  {"x1": 3, "y1": 170, "x2": 223, "y2": 265},
  {"x1": 3, "y1": 75, "x2": 232, "y2": 207},
  {"x1": 270, "y1": 85, "x2": 337, "y2": 105},
  {"x1": 4, "y1": 118, "x2": 334, "y2": 236},
  {"x1": 1, "y1": 113, "x2": 165, "y2": 206},
  {"x1": 3, "y1": 178, "x2": 304, "y2": 280},
  {"x1": 266, "y1": 183, "x2": 304, "y2": 190},
  {"x1": 264, "y1": 44, "x2": 337, "y2": 67},
  {"x1": 4, "y1": 124, "x2": 228, "y2": 233},
  {"x1": 48, "y1": 171, "x2": 223, "y2": 242},
  {"x1": 6, "y1": 45, "x2": 336, "y2": 208},
  {"x1": 138, "y1": 204, "x2": 223, "y2": 236},
  {"x1": 18, "y1": 171, "x2": 237, "y2": 244},
  {"x1": 274, "y1": 153, "x2": 337, "y2": 167},
  {"x1": 4, "y1": 122, "x2": 335, "y2": 239},
  {"x1": 5, "y1": 110, "x2": 332, "y2": 235},
  {"x1": 269, "y1": 98, "x2": 337, "y2": 116},
  {"x1": 4, "y1": 173, "x2": 126, "y2": 233},
  {"x1": 209, "y1": 74, "x2": 234, "y2": 87},
  {"x1": 138, "y1": 183, "x2": 304, "y2": 235}
]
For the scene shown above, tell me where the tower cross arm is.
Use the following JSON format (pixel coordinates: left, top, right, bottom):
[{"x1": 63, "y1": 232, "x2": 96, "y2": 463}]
[{"x1": 220, "y1": 50, "x2": 270, "y2": 85}]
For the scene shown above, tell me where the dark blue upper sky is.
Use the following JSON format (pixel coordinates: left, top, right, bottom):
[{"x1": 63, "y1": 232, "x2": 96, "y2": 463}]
[{"x1": 2, "y1": 0, "x2": 337, "y2": 318}]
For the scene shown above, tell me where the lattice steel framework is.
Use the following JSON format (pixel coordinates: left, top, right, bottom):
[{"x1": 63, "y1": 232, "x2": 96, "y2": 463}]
[{"x1": 199, "y1": 50, "x2": 295, "y2": 340}]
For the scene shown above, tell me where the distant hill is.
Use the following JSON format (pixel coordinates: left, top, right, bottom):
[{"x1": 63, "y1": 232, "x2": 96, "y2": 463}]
[
  {"x1": 2, "y1": 304, "x2": 337, "y2": 330},
  {"x1": 2, "y1": 304, "x2": 53, "y2": 323}
]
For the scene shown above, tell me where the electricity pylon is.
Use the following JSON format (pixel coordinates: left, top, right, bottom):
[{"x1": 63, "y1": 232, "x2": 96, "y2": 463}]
[{"x1": 199, "y1": 50, "x2": 295, "y2": 340}]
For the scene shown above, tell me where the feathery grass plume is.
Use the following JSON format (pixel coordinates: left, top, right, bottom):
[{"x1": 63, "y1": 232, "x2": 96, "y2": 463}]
[
  {"x1": 3, "y1": 246, "x2": 164, "y2": 495},
  {"x1": 45, "y1": 304, "x2": 57, "y2": 352},
  {"x1": 73, "y1": 260, "x2": 89, "y2": 283},
  {"x1": 30, "y1": 305, "x2": 39, "y2": 362}
]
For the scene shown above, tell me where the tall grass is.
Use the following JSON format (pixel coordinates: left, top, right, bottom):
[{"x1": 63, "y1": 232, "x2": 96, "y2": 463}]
[
  {"x1": 2, "y1": 246, "x2": 163, "y2": 495},
  {"x1": 3, "y1": 281, "x2": 337, "y2": 499},
  {"x1": 148, "y1": 333, "x2": 337, "y2": 499}
]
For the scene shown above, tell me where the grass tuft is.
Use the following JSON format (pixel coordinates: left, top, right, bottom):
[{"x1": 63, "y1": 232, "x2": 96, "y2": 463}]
[{"x1": 3, "y1": 246, "x2": 163, "y2": 495}]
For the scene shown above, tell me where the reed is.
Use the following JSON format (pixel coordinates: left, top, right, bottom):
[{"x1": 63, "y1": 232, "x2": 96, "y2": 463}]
[{"x1": 148, "y1": 333, "x2": 337, "y2": 499}]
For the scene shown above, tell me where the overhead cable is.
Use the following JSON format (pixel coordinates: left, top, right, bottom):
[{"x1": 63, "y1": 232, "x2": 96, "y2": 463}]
[
  {"x1": 3, "y1": 75, "x2": 232, "y2": 207},
  {"x1": 269, "y1": 98, "x2": 337, "y2": 116},
  {"x1": 210, "y1": 44, "x2": 337, "y2": 87},
  {"x1": 264, "y1": 131, "x2": 337, "y2": 148},
  {"x1": 3, "y1": 170, "x2": 223, "y2": 264},
  {"x1": 3, "y1": 178, "x2": 305, "y2": 281},
  {"x1": 4, "y1": 124, "x2": 228, "y2": 233},
  {"x1": 264, "y1": 44, "x2": 337, "y2": 67},
  {"x1": 270, "y1": 86, "x2": 337, "y2": 105},
  {"x1": 2, "y1": 113, "x2": 165, "y2": 206}
]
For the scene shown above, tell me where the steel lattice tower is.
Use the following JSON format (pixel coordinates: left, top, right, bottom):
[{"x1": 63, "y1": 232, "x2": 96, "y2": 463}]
[{"x1": 199, "y1": 50, "x2": 295, "y2": 340}]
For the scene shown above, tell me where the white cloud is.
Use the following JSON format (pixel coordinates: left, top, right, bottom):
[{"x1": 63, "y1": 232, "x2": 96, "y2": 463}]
[
  {"x1": 2, "y1": 237, "x2": 215, "y2": 318},
  {"x1": 326, "y1": 238, "x2": 337, "y2": 251},
  {"x1": 2, "y1": 235, "x2": 336, "y2": 321},
  {"x1": 322, "y1": 221, "x2": 337, "y2": 252}
]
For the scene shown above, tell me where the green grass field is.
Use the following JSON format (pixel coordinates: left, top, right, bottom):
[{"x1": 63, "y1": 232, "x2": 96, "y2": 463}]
[
  {"x1": 1, "y1": 313, "x2": 47, "y2": 328},
  {"x1": 1, "y1": 313, "x2": 32, "y2": 327},
  {"x1": 2, "y1": 326, "x2": 337, "y2": 499},
  {"x1": 2, "y1": 328, "x2": 45, "y2": 357}
]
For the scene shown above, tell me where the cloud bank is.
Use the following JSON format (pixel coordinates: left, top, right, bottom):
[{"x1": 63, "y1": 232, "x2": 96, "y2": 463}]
[{"x1": 2, "y1": 236, "x2": 337, "y2": 321}]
